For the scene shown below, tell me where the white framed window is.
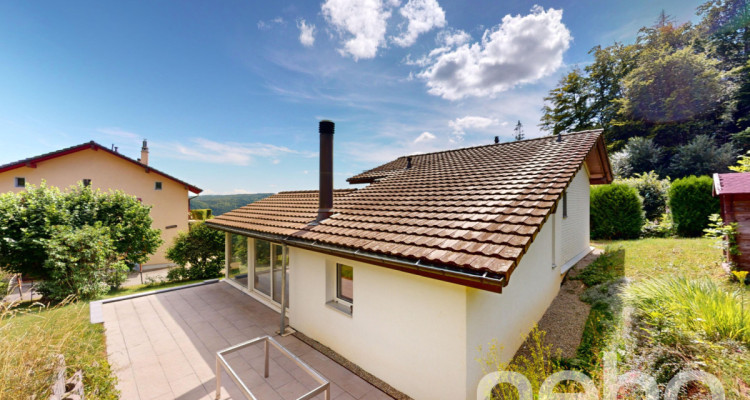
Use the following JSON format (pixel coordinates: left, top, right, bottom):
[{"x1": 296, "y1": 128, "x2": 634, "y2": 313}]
[
  {"x1": 154, "y1": 181, "x2": 163, "y2": 190},
  {"x1": 14, "y1": 177, "x2": 25, "y2": 188}
]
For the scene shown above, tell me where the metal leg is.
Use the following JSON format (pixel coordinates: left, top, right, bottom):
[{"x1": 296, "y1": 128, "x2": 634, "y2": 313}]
[
  {"x1": 215, "y1": 357, "x2": 222, "y2": 400},
  {"x1": 325, "y1": 383, "x2": 330, "y2": 400},
  {"x1": 264, "y1": 339, "x2": 270, "y2": 378}
]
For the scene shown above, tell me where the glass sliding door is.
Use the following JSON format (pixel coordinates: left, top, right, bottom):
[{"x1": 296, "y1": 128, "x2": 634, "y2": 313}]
[
  {"x1": 253, "y1": 239, "x2": 272, "y2": 297},
  {"x1": 228, "y1": 234, "x2": 248, "y2": 288}
]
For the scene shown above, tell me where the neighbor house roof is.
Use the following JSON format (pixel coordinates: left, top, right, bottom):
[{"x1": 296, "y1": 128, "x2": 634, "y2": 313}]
[
  {"x1": 0, "y1": 141, "x2": 202, "y2": 193},
  {"x1": 208, "y1": 130, "x2": 612, "y2": 292},
  {"x1": 713, "y1": 172, "x2": 750, "y2": 196}
]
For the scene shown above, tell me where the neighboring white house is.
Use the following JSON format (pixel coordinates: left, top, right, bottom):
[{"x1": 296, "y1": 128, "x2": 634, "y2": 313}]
[{"x1": 206, "y1": 123, "x2": 612, "y2": 400}]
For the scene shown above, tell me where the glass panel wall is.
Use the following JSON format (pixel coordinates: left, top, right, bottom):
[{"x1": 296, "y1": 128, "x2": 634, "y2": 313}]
[
  {"x1": 254, "y1": 239, "x2": 272, "y2": 297},
  {"x1": 271, "y1": 244, "x2": 289, "y2": 306},
  {"x1": 228, "y1": 234, "x2": 248, "y2": 288}
]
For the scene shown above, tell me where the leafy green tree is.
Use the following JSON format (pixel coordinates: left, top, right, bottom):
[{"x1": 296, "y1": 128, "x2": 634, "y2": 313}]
[
  {"x1": 0, "y1": 182, "x2": 162, "y2": 281},
  {"x1": 616, "y1": 171, "x2": 671, "y2": 221},
  {"x1": 166, "y1": 222, "x2": 225, "y2": 281},
  {"x1": 618, "y1": 46, "x2": 724, "y2": 124},
  {"x1": 586, "y1": 43, "x2": 639, "y2": 130},
  {"x1": 729, "y1": 150, "x2": 750, "y2": 171},
  {"x1": 698, "y1": 0, "x2": 750, "y2": 71},
  {"x1": 613, "y1": 137, "x2": 663, "y2": 178},
  {"x1": 540, "y1": 68, "x2": 597, "y2": 134},
  {"x1": 0, "y1": 184, "x2": 68, "y2": 278},
  {"x1": 669, "y1": 134, "x2": 737, "y2": 177},
  {"x1": 37, "y1": 224, "x2": 127, "y2": 301}
]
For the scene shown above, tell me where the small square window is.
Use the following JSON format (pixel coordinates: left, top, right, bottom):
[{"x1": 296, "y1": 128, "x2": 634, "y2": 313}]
[
  {"x1": 14, "y1": 177, "x2": 25, "y2": 188},
  {"x1": 154, "y1": 182, "x2": 163, "y2": 190},
  {"x1": 562, "y1": 192, "x2": 568, "y2": 219},
  {"x1": 336, "y1": 264, "x2": 353, "y2": 304},
  {"x1": 82, "y1": 179, "x2": 91, "y2": 187}
]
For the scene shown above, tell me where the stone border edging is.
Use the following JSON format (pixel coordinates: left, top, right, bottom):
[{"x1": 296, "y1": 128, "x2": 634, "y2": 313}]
[{"x1": 89, "y1": 279, "x2": 220, "y2": 324}]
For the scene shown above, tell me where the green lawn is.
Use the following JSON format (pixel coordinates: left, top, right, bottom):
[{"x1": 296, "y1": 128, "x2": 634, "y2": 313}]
[
  {"x1": 0, "y1": 278, "x2": 210, "y2": 398},
  {"x1": 591, "y1": 237, "x2": 724, "y2": 281},
  {"x1": 576, "y1": 237, "x2": 750, "y2": 398}
]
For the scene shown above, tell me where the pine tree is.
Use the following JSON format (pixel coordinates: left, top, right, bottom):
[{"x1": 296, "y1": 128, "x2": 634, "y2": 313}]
[{"x1": 513, "y1": 120, "x2": 525, "y2": 141}]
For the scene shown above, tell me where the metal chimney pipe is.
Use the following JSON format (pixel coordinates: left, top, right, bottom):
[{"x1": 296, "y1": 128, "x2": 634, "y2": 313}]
[{"x1": 316, "y1": 120, "x2": 335, "y2": 223}]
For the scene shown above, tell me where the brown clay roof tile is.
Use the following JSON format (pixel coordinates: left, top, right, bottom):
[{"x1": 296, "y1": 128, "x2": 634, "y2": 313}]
[{"x1": 208, "y1": 130, "x2": 608, "y2": 285}]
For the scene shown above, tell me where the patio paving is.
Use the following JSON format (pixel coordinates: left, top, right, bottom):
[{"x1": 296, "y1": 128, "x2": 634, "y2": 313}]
[{"x1": 102, "y1": 281, "x2": 392, "y2": 400}]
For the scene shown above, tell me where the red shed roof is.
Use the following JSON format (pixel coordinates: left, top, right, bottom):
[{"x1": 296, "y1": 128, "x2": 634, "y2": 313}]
[
  {"x1": 0, "y1": 141, "x2": 202, "y2": 194},
  {"x1": 713, "y1": 172, "x2": 750, "y2": 196}
]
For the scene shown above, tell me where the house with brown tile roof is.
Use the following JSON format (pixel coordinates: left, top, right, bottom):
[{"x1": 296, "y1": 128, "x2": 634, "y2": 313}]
[{"x1": 207, "y1": 121, "x2": 612, "y2": 400}]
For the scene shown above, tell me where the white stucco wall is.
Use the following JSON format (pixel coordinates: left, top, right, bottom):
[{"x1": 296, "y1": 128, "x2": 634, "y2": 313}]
[
  {"x1": 464, "y1": 167, "x2": 592, "y2": 398},
  {"x1": 560, "y1": 167, "x2": 591, "y2": 267},
  {"x1": 287, "y1": 248, "x2": 468, "y2": 400},
  {"x1": 465, "y1": 207, "x2": 563, "y2": 399}
]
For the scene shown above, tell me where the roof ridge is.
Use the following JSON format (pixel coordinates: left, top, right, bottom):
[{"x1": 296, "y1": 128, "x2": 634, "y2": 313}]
[
  {"x1": 0, "y1": 140, "x2": 202, "y2": 193},
  {"x1": 388, "y1": 129, "x2": 603, "y2": 161}
]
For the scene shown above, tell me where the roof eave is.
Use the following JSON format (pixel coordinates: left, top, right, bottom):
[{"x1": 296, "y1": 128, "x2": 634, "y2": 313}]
[{"x1": 205, "y1": 221, "x2": 506, "y2": 293}]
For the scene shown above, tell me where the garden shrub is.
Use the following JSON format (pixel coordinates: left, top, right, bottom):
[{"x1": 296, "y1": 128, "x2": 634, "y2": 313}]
[
  {"x1": 641, "y1": 213, "x2": 675, "y2": 238},
  {"x1": 668, "y1": 175, "x2": 719, "y2": 237},
  {"x1": 36, "y1": 225, "x2": 128, "y2": 301},
  {"x1": 0, "y1": 182, "x2": 162, "y2": 281},
  {"x1": 190, "y1": 209, "x2": 213, "y2": 220},
  {"x1": 615, "y1": 171, "x2": 670, "y2": 221},
  {"x1": 590, "y1": 184, "x2": 645, "y2": 239},
  {"x1": 166, "y1": 222, "x2": 225, "y2": 281}
]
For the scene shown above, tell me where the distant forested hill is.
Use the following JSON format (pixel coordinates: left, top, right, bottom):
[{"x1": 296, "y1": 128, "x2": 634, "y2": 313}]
[{"x1": 190, "y1": 193, "x2": 273, "y2": 216}]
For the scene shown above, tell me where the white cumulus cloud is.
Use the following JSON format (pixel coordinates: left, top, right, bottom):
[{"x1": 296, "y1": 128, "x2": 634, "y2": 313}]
[
  {"x1": 392, "y1": 0, "x2": 446, "y2": 47},
  {"x1": 413, "y1": 131, "x2": 436, "y2": 143},
  {"x1": 322, "y1": 0, "x2": 396, "y2": 60},
  {"x1": 436, "y1": 28, "x2": 470, "y2": 47},
  {"x1": 449, "y1": 116, "x2": 499, "y2": 140},
  {"x1": 298, "y1": 19, "x2": 316, "y2": 47},
  {"x1": 418, "y1": 6, "x2": 571, "y2": 100}
]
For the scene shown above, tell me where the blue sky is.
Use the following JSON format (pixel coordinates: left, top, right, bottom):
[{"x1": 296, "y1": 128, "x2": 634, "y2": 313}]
[{"x1": 0, "y1": 1, "x2": 703, "y2": 194}]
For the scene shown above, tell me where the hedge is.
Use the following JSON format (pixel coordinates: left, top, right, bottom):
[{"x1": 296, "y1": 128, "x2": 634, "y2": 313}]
[
  {"x1": 668, "y1": 175, "x2": 719, "y2": 237},
  {"x1": 590, "y1": 184, "x2": 645, "y2": 240}
]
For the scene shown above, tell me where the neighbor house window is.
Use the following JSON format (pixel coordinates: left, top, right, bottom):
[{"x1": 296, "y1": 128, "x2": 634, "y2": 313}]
[
  {"x1": 154, "y1": 181, "x2": 162, "y2": 190},
  {"x1": 336, "y1": 264, "x2": 353, "y2": 304},
  {"x1": 14, "y1": 177, "x2": 25, "y2": 188},
  {"x1": 562, "y1": 192, "x2": 568, "y2": 219},
  {"x1": 82, "y1": 179, "x2": 91, "y2": 187}
]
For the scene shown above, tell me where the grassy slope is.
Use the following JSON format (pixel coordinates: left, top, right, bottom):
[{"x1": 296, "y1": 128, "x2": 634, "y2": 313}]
[
  {"x1": 582, "y1": 238, "x2": 750, "y2": 398},
  {"x1": 0, "y1": 302, "x2": 118, "y2": 399}
]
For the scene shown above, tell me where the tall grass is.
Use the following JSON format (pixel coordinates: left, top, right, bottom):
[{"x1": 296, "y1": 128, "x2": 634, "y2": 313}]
[
  {"x1": 0, "y1": 299, "x2": 118, "y2": 399},
  {"x1": 627, "y1": 277, "x2": 750, "y2": 344}
]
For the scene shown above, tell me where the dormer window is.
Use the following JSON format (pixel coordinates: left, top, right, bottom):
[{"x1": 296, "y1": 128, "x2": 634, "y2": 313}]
[
  {"x1": 155, "y1": 182, "x2": 162, "y2": 190},
  {"x1": 14, "y1": 177, "x2": 25, "y2": 188}
]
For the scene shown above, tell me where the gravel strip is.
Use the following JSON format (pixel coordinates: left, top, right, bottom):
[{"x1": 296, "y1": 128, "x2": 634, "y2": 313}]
[{"x1": 514, "y1": 249, "x2": 602, "y2": 361}]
